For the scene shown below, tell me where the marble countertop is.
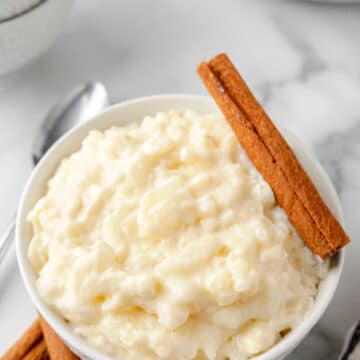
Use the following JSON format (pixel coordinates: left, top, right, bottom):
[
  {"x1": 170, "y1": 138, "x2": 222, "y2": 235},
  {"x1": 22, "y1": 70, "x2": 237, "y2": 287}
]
[{"x1": 1, "y1": 0, "x2": 360, "y2": 358}]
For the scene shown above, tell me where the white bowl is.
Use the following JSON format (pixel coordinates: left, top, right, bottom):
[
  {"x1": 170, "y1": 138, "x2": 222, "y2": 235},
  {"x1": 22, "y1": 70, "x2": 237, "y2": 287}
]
[
  {"x1": 16, "y1": 95, "x2": 345, "y2": 360},
  {"x1": 0, "y1": 0, "x2": 74, "y2": 76}
]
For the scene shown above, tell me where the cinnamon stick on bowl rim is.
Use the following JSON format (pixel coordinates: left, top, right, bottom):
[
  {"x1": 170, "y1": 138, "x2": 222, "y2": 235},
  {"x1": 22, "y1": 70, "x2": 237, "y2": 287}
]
[{"x1": 197, "y1": 53, "x2": 350, "y2": 259}]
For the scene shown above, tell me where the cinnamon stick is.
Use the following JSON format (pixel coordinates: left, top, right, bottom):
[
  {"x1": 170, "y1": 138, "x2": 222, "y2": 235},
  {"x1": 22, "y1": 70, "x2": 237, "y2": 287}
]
[
  {"x1": 198, "y1": 53, "x2": 350, "y2": 258},
  {"x1": 39, "y1": 317, "x2": 79, "y2": 360},
  {"x1": 22, "y1": 340, "x2": 48, "y2": 360},
  {"x1": 1, "y1": 319, "x2": 42, "y2": 360}
]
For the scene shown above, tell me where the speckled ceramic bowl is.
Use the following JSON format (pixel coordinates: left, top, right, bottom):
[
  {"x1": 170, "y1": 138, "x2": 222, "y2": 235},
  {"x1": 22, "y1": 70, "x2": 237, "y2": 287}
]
[{"x1": 16, "y1": 95, "x2": 345, "y2": 360}]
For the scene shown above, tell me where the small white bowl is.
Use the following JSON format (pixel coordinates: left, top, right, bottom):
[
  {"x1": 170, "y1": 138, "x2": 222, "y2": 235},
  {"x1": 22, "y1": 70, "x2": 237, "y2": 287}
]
[
  {"x1": 0, "y1": 0, "x2": 74, "y2": 76},
  {"x1": 16, "y1": 95, "x2": 345, "y2": 360}
]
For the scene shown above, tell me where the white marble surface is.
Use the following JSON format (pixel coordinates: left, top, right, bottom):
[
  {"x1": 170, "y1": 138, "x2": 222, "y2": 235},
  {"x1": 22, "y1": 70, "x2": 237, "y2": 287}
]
[{"x1": 0, "y1": 0, "x2": 360, "y2": 358}]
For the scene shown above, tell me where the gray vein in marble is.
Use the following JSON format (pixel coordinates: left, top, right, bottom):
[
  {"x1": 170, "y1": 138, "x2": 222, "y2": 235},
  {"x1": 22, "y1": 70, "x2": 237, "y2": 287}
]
[
  {"x1": 260, "y1": 13, "x2": 327, "y2": 108},
  {"x1": 273, "y1": 14, "x2": 327, "y2": 80},
  {"x1": 314, "y1": 121, "x2": 360, "y2": 194},
  {"x1": 252, "y1": 21, "x2": 317, "y2": 104}
]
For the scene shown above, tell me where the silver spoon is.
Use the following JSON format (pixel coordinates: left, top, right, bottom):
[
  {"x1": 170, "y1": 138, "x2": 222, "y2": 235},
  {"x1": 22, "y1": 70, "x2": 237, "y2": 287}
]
[{"x1": 0, "y1": 82, "x2": 109, "y2": 264}]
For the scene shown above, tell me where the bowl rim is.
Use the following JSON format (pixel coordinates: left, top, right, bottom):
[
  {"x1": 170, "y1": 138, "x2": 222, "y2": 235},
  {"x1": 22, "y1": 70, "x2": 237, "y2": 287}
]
[
  {"x1": 0, "y1": 0, "x2": 48, "y2": 24},
  {"x1": 16, "y1": 94, "x2": 345, "y2": 360}
]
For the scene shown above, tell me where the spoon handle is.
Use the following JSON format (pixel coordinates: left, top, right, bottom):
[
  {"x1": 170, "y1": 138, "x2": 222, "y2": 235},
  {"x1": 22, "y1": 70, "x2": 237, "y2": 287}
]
[{"x1": 0, "y1": 218, "x2": 15, "y2": 264}]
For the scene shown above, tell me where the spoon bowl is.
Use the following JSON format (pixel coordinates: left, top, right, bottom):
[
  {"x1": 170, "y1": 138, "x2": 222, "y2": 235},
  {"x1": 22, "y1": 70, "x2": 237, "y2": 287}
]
[{"x1": 32, "y1": 82, "x2": 109, "y2": 165}]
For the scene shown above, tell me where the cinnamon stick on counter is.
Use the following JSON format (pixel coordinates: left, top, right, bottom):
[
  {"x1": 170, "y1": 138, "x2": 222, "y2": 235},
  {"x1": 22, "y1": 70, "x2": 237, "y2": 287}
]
[
  {"x1": 22, "y1": 340, "x2": 48, "y2": 360},
  {"x1": 39, "y1": 317, "x2": 79, "y2": 360},
  {"x1": 198, "y1": 53, "x2": 350, "y2": 259},
  {"x1": 1, "y1": 319, "x2": 42, "y2": 360}
]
